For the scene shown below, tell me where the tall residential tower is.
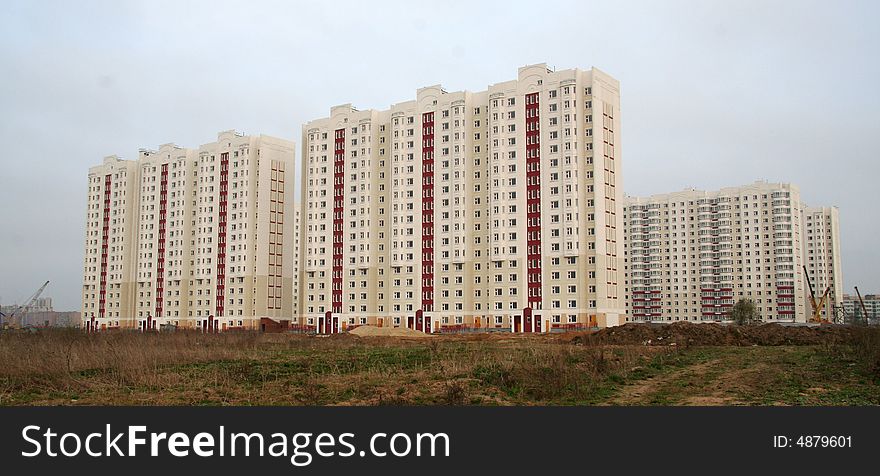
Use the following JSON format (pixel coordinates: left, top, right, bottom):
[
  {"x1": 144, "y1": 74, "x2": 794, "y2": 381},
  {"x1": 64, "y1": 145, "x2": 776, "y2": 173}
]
[
  {"x1": 300, "y1": 64, "x2": 625, "y2": 332},
  {"x1": 82, "y1": 131, "x2": 296, "y2": 331},
  {"x1": 623, "y1": 181, "x2": 842, "y2": 323},
  {"x1": 803, "y1": 206, "x2": 843, "y2": 320}
]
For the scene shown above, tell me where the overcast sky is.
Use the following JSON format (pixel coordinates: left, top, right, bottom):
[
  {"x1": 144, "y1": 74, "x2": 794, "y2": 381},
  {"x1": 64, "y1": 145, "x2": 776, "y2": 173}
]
[{"x1": 1, "y1": 0, "x2": 877, "y2": 311}]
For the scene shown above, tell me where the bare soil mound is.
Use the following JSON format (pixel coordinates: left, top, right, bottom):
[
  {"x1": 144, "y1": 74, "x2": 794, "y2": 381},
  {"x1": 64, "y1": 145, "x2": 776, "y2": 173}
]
[
  {"x1": 348, "y1": 325, "x2": 432, "y2": 338},
  {"x1": 566, "y1": 322, "x2": 860, "y2": 346}
]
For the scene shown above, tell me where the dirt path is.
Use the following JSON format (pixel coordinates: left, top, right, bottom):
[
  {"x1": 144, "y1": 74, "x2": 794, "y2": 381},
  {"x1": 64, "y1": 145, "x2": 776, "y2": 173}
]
[
  {"x1": 608, "y1": 348, "x2": 798, "y2": 405},
  {"x1": 608, "y1": 359, "x2": 734, "y2": 405}
]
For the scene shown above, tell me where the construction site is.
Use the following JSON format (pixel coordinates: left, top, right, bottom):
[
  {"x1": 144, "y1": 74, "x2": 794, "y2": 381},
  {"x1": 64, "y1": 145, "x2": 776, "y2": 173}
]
[{"x1": 0, "y1": 281, "x2": 80, "y2": 330}]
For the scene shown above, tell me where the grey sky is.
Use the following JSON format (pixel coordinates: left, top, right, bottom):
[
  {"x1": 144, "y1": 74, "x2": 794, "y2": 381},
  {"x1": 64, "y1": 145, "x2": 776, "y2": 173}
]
[{"x1": 1, "y1": 0, "x2": 877, "y2": 310}]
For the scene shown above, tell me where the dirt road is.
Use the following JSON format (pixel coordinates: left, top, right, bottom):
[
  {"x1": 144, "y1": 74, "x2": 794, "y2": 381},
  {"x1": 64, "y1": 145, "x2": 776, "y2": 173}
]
[{"x1": 606, "y1": 346, "x2": 867, "y2": 406}]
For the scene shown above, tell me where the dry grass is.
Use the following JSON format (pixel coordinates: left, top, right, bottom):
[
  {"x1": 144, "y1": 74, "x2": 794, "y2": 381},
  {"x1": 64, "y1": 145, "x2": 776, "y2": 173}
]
[
  {"x1": 0, "y1": 329, "x2": 659, "y2": 406},
  {"x1": 2, "y1": 326, "x2": 877, "y2": 406},
  {"x1": 0, "y1": 329, "x2": 294, "y2": 403},
  {"x1": 850, "y1": 326, "x2": 880, "y2": 380}
]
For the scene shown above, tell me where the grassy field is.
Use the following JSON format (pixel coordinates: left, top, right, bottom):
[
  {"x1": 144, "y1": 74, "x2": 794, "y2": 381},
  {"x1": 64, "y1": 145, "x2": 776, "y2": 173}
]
[{"x1": 1, "y1": 327, "x2": 878, "y2": 406}]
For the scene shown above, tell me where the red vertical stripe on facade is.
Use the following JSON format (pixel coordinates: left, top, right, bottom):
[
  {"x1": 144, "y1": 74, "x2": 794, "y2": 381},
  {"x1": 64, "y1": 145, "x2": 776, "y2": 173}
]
[
  {"x1": 215, "y1": 152, "x2": 229, "y2": 322},
  {"x1": 421, "y1": 112, "x2": 435, "y2": 312},
  {"x1": 154, "y1": 163, "x2": 168, "y2": 328},
  {"x1": 525, "y1": 92, "x2": 542, "y2": 306},
  {"x1": 332, "y1": 129, "x2": 345, "y2": 314},
  {"x1": 99, "y1": 174, "x2": 111, "y2": 318}
]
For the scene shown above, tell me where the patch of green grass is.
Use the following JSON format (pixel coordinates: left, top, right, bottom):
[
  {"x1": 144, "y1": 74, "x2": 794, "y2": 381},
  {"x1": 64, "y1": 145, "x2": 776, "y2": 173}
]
[{"x1": 610, "y1": 345, "x2": 880, "y2": 406}]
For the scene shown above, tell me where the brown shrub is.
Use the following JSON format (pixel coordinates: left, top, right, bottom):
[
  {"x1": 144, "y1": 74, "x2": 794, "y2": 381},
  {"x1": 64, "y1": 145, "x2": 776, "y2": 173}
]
[{"x1": 442, "y1": 380, "x2": 468, "y2": 405}]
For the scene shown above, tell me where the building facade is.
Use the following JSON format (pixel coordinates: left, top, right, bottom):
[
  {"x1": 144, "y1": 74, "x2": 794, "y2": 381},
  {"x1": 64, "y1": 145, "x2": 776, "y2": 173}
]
[
  {"x1": 291, "y1": 204, "x2": 302, "y2": 323},
  {"x1": 803, "y1": 206, "x2": 843, "y2": 320},
  {"x1": 843, "y1": 293, "x2": 879, "y2": 324},
  {"x1": 300, "y1": 64, "x2": 625, "y2": 332},
  {"x1": 82, "y1": 131, "x2": 296, "y2": 331},
  {"x1": 83, "y1": 155, "x2": 140, "y2": 329},
  {"x1": 623, "y1": 181, "x2": 842, "y2": 323}
]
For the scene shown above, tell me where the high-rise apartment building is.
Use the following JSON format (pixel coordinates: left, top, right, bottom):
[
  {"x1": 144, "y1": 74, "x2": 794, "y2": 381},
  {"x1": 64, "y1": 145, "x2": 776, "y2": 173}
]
[
  {"x1": 299, "y1": 64, "x2": 625, "y2": 332},
  {"x1": 82, "y1": 130, "x2": 296, "y2": 331},
  {"x1": 623, "y1": 181, "x2": 842, "y2": 323},
  {"x1": 83, "y1": 155, "x2": 139, "y2": 329},
  {"x1": 803, "y1": 206, "x2": 842, "y2": 320}
]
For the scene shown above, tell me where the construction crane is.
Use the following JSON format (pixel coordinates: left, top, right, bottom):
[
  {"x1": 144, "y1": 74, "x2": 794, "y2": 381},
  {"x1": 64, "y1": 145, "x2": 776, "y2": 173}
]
[
  {"x1": 2, "y1": 281, "x2": 50, "y2": 329},
  {"x1": 803, "y1": 266, "x2": 831, "y2": 324},
  {"x1": 854, "y1": 286, "x2": 870, "y2": 326}
]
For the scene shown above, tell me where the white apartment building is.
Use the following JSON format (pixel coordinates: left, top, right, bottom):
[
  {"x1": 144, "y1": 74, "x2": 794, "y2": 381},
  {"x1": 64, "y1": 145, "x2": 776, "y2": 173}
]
[
  {"x1": 82, "y1": 131, "x2": 296, "y2": 331},
  {"x1": 300, "y1": 64, "x2": 625, "y2": 332},
  {"x1": 843, "y1": 293, "x2": 879, "y2": 323},
  {"x1": 803, "y1": 206, "x2": 842, "y2": 320},
  {"x1": 83, "y1": 156, "x2": 139, "y2": 329},
  {"x1": 623, "y1": 181, "x2": 842, "y2": 323}
]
